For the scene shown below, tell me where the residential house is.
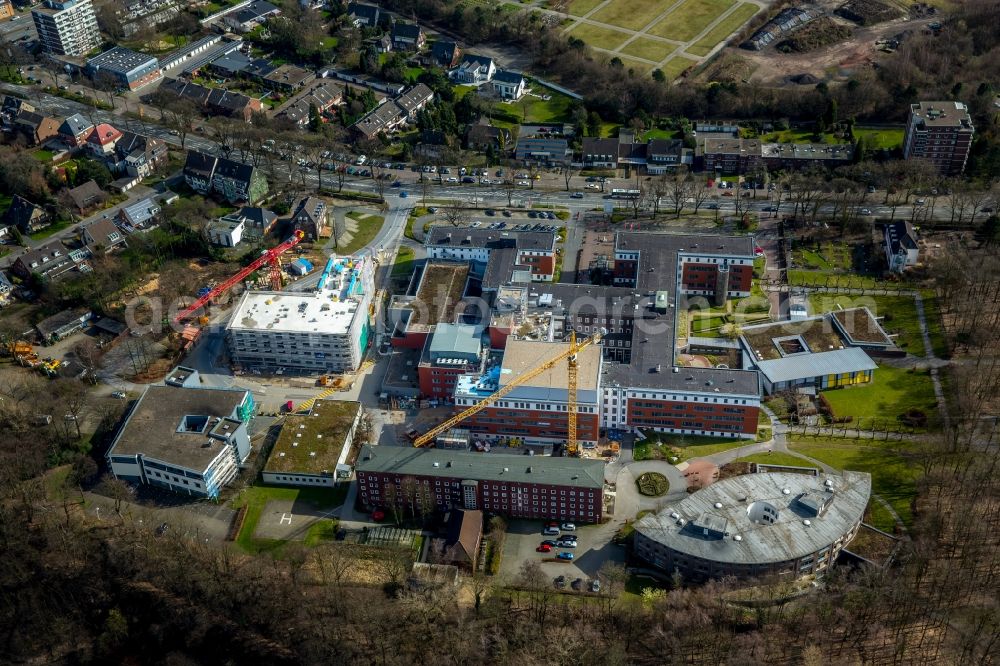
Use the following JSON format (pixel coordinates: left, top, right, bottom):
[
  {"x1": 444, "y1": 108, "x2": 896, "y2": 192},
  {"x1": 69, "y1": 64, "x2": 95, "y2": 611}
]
[
  {"x1": 391, "y1": 21, "x2": 425, "y2": 51},
  {"x1": 81, "y1": 217, "x2": 126, "y2": 253},
  {"x1": 883, "y1": 221, "x2": 919, "y2": 273},
  {"x1": 645, "y1": 138, "x2": 684, "y2": 174},
  {"x1": 11, "y1": 111, "x2": 61, "y2": 146},
  {"x1": 491, "y1": 69, "x2": 526, "y2": 100},
  {"x1": 465, "y1": 118, "x2": 511, "y2": 152},
  {"x1": 11, "y1": 241, "x2": 78, "y2": 280},
  {"x1": 58, "y1": 113, "x2": 94, "y2": 147},
  {"x1": 450, "y1": 54, "x2": 495, "y2": 84},
  {"x1": 0, "y1": 270, "x2": 14, "y2": 307},
  {"x1": 184, "y1": 151, "x2": 268, "y2": 204},
  {"x1": 183, "y1": 150, "x2": 217, "y2": 194},
  {"x1": 206, "y1": 215, "x2": 245, "y2": 247},
  {"x1": 346, "y1": 2, "x2": 379, "y2": 26},
  {"x1": 158, "y1": 78, "x2": 263, "y2": 122},
  {"x1": 67, "y1": 180, "x2": 105, "y2": 213},
  {"x1": 221, "y1": 0, "x2": 280, "y2": 32},
  {"x1": 3, "y1": 196, "x2": 52, "y2": 234},
  {"x1": 351, "y1": 84, "x2": 433, "y2": 139},
  {"x1": 701, "y1": 137, "x2": 763, "y2": 174},
  {"x1": 580, "y1": 133, "x2": 683, "y2": 173},
  {"x1": 261, "y1": 64, "x2": 315, "y2": 94},
  {"x1": 111, "y1": 131, "x2": 168, "y2": 178},
  {"x1": 117, "y1": 197, "x2": 162, "y2": 230},
  {"x1": 0, "y1": 1, "x2": 14, "y2": 22},
  {"x1": 231, "y1": 206, "x2": 277, "y2": 237},
  {"x1": 36, "y1": 309, "x2": 93, "y2": 344},
  {"x1": 275, "y1": 80, "x2": 344, "y2": 126},
  {"x1": 85, "y1": 123, "x2": 124, "y2": 157},
  {"x1": 291, "y1": 196, "x2": 330, "y2": 239},
  {"x1": 432, "y1": 509, "x2": 483, "y2": 569},
  {"x1": 364, "y1": 34, "x2": 392, "y2": 54},
  {"x1": 430, "y1": 40, "x2": 460, "y2": 68}
]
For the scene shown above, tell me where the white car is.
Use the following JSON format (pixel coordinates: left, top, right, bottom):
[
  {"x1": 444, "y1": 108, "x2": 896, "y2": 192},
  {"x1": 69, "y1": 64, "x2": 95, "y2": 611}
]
[
  {"x1": 446, "y1": 176, "x2": 458, "y2": 183},
  {"x1": 355, "y1": 155, "x2": 367, "y2": 165},
  {"x1": 586, "y1": 183, "x2": 599, "y2": 190},
  {"x1": 112, "y1": 391, "x2": 126, "y2": 399},
  {"x1": 560, "y1": 522, "x2": 576, "y2": 531},
  {"x1": 518, "y1": 180, "x2": 530, "y2": 186},
  {"x1": 860, "y1": 208, "x2": 872, "y2": 215},
  {"x1": 471, "y1": 221, "x2": 482, "y2": 228}
]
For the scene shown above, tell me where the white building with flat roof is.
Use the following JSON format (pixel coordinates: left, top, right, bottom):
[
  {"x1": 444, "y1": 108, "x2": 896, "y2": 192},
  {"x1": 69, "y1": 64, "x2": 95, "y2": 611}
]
[{"x1": 225, "y1": 255, "x2": 374, "y2": 373}]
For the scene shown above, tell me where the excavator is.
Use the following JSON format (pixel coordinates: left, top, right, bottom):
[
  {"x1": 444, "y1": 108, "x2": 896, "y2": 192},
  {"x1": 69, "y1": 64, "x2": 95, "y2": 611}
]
[{"x1": 412, "y1": 331, "x2": 602, "y2": 456}]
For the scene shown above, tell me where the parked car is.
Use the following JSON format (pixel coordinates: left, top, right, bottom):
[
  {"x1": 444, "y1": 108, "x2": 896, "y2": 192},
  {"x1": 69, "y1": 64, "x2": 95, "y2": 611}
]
[
  {"x1": 537, "y1": 544, "x2": 552, "y2": 553},
  {"x1": 399, "y1": 191, "x2": 408, "y2": 198},
  {"x1": 860, "y1": 208, "x2": 872, "y2": 215},
  {"x1": 111, "y1": 391, "x2": 126, "y2": 399},
  {"x1": 571, "y1": 578, "x2": 583, "y2": 590},
  {"x1": 554, "y1": 575, "x2": 567, "y2": 588},
  {"x1": 543, "y1": 526, "x2": 560, "y2": 536},
  {"x1": 462, "y1": 176, "x2": 476, "y2": 184},
  {"x1": 560, "y1": 523, "x2": 576, "y2": 531},
  {"x1": 557, "y1": 552, "x2": 574, "y2": 561},
  {"x1": 485, "y1": 209, "x2": 495, "y2": 216},
  {"x1": 571, "y1": 192, "x2": 584, "y2": 198},
  {"x1": 428, "y1": 207, "x2": 439, "y2": 213},
  {"x1": 471, "y1": 221, "x2": 482, "y2": 228},
  {"x1": 355, "y1": 155, "x2": 367, "y2": 165},
  {"x1": 541, "y1": 540, "x2": 558, "y2": 547},
  {"x1": 590, "y1": 579, "x2": 601, "y2": 593},
  {"x1": 560, "y1": 534, "x2": 577, "y2": 542},
  {"x1": 556, "y1": 540, "x2": 576, "y2": 548},
  {"x1": 502, "y1": 210, "x2": 512, "y2": 217}
]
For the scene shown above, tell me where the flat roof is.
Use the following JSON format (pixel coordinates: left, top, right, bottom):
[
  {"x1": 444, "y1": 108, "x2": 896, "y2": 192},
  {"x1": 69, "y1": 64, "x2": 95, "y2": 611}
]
[
  {"x1": 426, "y1": 226, "x2": 555, "y2": 252},
  {"x1": 635, "y1": 470, "x2": 871, "y2": 565},
  {"x1": 264, "y1": 400, "x2": 361, "y2": 474},
  {"x1": 87, "y1": 46, "x2": 157, "y2": 74},
  {"x1": 356, "y1": 445, "x2": 605, "y2": 489},
  {"x1": 755, "y1": 347, "x2": 877, "y2": 384},
  {"x1": 499, "y1": 338, "x2": 601, "y2": 393},
  {"x1": 408, "y1": 261, "x2": 469, "y2": 331},
  {"x1": 227, "y1": 256, "x2": 369, "y2": 335},
  {"x1": 109, "y1": 385, "x2": 249, "y2": 472},
  {"x1": 741, "y1": 314, "x2": 846, "y2": 361},
  {"x1": 831, "y1": 307, "x2": 893, "y2": 346},
  {"x1": 910, "y1": 101, "x2": 972, "y2": 128}
]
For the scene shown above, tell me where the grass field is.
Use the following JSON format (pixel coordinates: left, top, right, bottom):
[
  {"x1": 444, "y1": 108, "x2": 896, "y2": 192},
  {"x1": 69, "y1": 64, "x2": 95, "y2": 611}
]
[
  {"x1": 788, "y1": 436, "x2": 918, "y2": 530},
  {"x1": 616, "y1": 55, "x2": 658, "y2": 73},
  {"x1": 735, "y1": 452, "x2": 816, "y2": 467},
  {"x1": 792, "y1": 241, "x2": 852, "y2": 270},
  {"x1": 661, "y1": 54, "x2": 699, "y2": 79},
  {"x1": 591, "y1": 0, "x2": 681, "y2": 31},
  {"x1": 392, "y1": 246, "x2": 415, "y2": 277},
  {"x1": 620, "y1": 37, "x2": 675, "y2": 62},
  {"x1": 920, "y1": 291, "x2": 949, "y2": 358},
  {"x1": 339, "y1": 212, "x2": 385, "y2": 254},
  {"x1": 822, "y1": 364, "x2": 937, "y2": 427},
  {"x1": 232, "y1": 484, "x2": 347, "y2": 554},
  {"x1": 29, "y1": 219, "x2": 71, "y2": 241},
  {"x1": 635, "y1": 433, "x2": 751, "y2": 462},
  {"x1": 686, "y1": 2, "x2": 759, "y2": 55},
  {"x1": 568, "y1": 21, "x2": 631, "y2": 50},
  {"x1": 854, "y1": 126, "x2": 904, "y2": 150},
  {"x1": 649, "y1": 0, "x2": 735, "y2": 42},
  {"x1": 519, "y1": 90, "x2": 576, "y2": 123},
  {"x1": 566, "y1": 0, "x2": 606, "y2": 16}
]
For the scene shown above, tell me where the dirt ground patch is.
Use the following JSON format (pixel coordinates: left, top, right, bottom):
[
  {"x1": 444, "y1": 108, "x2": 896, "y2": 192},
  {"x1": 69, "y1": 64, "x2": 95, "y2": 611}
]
[{"x1": 683, "y1": 459, "x2": 720, "y2": 489}]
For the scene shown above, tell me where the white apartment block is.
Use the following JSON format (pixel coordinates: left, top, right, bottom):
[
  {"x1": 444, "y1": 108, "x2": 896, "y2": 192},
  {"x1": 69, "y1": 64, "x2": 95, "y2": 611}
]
[
  {"x1": 32, "y1": 0, "x2": 101, "y2": 56},
  {"x1": 225, "y1": 255, "x2": 374, "y2": 373}
]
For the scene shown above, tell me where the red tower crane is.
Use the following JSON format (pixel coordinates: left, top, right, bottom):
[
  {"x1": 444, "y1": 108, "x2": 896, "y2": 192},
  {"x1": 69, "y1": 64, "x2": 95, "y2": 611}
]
[{"x1": 173, "y1": 230, "x2": 306, "y2": 324}]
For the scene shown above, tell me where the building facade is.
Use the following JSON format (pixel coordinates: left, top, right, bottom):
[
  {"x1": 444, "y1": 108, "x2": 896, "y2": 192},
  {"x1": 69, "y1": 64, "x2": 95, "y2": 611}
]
[
  {"x1": 356, "y1": 445, "x2": 605, "y2": 523},
  {"x1": 225, "y1": 255, "x2": 374, "y2": 372},
  {"x1": 903, "y1": 100, "x2": 974, "y2": 175},
  {"x1": 634, "y1": 470, "x2": 870, "y2": 582},
  {"x1": 32, "y1": 0, "x2": 101, "y2": 56},
  {"x1": 106, "y1": 372, "x2": 255, "y2": 498}
]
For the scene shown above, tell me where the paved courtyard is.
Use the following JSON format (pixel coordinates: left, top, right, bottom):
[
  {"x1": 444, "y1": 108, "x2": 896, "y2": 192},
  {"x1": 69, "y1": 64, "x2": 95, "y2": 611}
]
[{"x1": 499, "y1": 518, "x2": 626, "y2": 583}]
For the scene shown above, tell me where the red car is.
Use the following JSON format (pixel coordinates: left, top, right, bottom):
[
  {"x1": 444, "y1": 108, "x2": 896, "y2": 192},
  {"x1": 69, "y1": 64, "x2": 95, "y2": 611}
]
[
  {"x1": 537, "y1": 544, "x2": 552, "y2": 553},
  {"x1": 546, "y1": 521, "x2": 559, "y2": 527}
]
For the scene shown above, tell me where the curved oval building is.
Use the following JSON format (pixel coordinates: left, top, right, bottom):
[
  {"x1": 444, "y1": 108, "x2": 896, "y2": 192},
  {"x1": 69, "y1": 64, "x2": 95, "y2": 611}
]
[{"x1": 634, "y1": 470, "x2": 871, "y2": 581}]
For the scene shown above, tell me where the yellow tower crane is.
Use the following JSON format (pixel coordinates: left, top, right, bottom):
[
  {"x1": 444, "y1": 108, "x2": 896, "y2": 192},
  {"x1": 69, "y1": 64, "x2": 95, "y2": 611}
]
[{"x1": 413, "y1": 332, "x2": 602, "y2": 454}]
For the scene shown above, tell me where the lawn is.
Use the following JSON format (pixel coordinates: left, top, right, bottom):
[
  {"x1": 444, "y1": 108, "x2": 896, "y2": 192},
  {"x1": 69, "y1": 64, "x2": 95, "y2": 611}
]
[
  {"x1": 620, "y1": 37, "x2": 675, "y2": 62},
  {"x1": 642, "y1": 128, "x2": 680, "y2": 140},
  {"x1": 822, "y1": 364, "x2": 937, "y2": 428},
  {"x1": 792, "y1": 240, "x2": 852, "y2": 271},
  {"x1": 686, "y1": 2, "x2": 759, "y2": 55},
  {"x1": 691, "y1": 315, "x2": 725, "y2": 333},
  {"x1": 787, "y1": 269, "x2": 895, "y2": 290},
  {"x1": 566, "y1": 0, "x2": 606, "y2": 16},
  {"x1": 591, "y1": 0, "x2": 681, "y2": 31},
  {"x1": 735, "y1": 451, "x2": 816, "y2": 467},
  {"x1": 854, "y1": 126, "x2": 904, "y2": 150},
  {"x1": 649, "y1": 0, "x2": 735, "y2": 42},
  {"x1": 33, "y1": 149, "x2": 54, "y2": 162},
  {"x1": 29, "y1": 219, "x2": 72, "y2": 241},
  {"x1": 761, "y1": 127, "x2": 837, "y2": 144},
  {"x1": 635, "y1": 433, "x2": 751, "y2": 462},
  {"x1": 392, "y1": 245, "x2": 415, "y2": 277},
  {"x1": 567, "y1": 21, "x2": 630, "y2": 50},
  {"x1": 519, "y1": 90, "x2": 576, "y2": 124},
  {"x1": 660, "y1": 55, "x2": 699, "y2": 79},
  {"x1": 920, "y1": 290, "x2": 949, "y2": 358},
  {"x1": 231, "y1": 484, "x2": 347, "y2": 554},
  {"x1": 339, "y1": 212, "x2": 386, "y2": 254},
  {"x1": 788, "y1": 436, "x2": 919, "y2": 530},
  {"x1": 808, "y1": 293, "x2": 926, "y2": 356}
]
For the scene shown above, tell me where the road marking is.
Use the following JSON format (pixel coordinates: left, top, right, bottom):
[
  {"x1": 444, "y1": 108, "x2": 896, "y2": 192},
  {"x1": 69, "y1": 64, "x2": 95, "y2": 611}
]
[{"x1": 280, "y1": 513, "x2": 292, "y2": 525}]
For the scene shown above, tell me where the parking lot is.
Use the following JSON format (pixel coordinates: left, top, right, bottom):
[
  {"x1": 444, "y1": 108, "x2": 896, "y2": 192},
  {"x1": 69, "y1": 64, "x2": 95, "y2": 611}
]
[{"x1": 499, "y1": 518, "x2": 625, "y2": 584}]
